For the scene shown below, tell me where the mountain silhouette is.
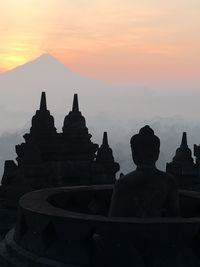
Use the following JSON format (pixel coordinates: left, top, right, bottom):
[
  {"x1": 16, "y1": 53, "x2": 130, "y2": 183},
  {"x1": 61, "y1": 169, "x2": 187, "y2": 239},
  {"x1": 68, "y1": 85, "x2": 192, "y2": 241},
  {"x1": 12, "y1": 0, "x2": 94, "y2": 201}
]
[
  {"x1": 0, "y1": 53, "x2": 200, "y2": 178},
  {"x1": 0, "y1": 53, "x2": 117, "y2": 131},
  {"x1": 3, "y1": 53, "x2": 69, "y2": 74},
  {"x1": 0, "y1": 53, "x2": 199, "y2": 134}
]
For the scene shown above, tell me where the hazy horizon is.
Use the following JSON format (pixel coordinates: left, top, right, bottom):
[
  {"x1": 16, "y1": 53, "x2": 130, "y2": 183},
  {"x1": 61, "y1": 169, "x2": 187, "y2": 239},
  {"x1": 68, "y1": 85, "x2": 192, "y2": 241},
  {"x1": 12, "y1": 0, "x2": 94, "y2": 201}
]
[{"x1": 0, "y1": 54, "x2": 199, "y2": 178}]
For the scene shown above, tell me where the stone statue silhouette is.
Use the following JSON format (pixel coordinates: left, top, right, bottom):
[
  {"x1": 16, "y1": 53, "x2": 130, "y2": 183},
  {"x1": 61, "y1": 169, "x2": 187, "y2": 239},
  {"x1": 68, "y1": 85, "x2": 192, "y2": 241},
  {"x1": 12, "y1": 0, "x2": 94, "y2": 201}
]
[{"x1": 109, "y1": 125, "x2": 179, "y2": 217}]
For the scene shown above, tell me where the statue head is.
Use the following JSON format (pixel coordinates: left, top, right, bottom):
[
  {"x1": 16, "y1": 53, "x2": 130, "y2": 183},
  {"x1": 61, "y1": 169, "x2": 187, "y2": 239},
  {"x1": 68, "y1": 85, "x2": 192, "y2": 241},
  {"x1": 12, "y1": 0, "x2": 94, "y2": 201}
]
[{"x1": 130, "y1": 125, "x2": 160, "y2": 166}]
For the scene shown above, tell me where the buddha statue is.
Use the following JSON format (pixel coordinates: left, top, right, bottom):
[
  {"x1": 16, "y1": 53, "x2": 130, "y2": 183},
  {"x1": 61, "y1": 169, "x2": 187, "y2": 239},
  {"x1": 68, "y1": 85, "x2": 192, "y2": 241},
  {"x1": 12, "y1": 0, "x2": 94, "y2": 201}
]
[{"x1": 109, "y1": 125, "x2": 179, "y2": 217}]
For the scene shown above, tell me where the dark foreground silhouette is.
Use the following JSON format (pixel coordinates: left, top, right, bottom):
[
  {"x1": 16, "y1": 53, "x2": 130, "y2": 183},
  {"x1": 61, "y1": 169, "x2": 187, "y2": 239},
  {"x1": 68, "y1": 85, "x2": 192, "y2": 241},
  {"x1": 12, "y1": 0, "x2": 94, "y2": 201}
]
[
  {"x1": 1, "y1": 94, "x2": 200, "y2": 267},
  {"x1": 109, "y1": 125, "x2": 179, "y2": 217}
]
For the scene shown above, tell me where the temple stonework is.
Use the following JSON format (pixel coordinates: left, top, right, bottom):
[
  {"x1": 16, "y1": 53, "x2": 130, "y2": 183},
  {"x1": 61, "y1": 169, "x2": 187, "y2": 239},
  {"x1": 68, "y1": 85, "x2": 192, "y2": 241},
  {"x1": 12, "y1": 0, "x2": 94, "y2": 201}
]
[
  {"x1": 2, "y1": 126, "x2": 200, "y2": 267},
  {"x1": 2, "y1": 98, "x2": 200, "y2": 266},
  {"x1": 0, "y1": 92, "x2": 119, "y2": 214},
  {"x1": 166, "y1": 132, "x2": 200, "y2": 190}
]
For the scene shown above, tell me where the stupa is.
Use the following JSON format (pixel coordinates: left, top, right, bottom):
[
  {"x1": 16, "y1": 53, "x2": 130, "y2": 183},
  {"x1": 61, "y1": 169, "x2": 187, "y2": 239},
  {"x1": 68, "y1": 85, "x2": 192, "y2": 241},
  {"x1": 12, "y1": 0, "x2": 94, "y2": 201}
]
[
  {"x1": 1, "y1": 127, "x2": 200, "y2": 267},
  {"x1": 166, "y1": 132, "x2": 198, "y2": 190},
  {"x1": 0, "y1": 92, "x2": 119, "y2": 230}
]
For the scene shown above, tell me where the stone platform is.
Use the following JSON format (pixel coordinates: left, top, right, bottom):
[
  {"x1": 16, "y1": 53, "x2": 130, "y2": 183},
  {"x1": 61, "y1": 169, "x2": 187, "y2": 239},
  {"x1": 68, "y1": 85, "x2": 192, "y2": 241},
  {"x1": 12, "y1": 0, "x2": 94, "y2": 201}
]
[{"x1": 1, "y1": 185, "x2": 200, "y2": 266}]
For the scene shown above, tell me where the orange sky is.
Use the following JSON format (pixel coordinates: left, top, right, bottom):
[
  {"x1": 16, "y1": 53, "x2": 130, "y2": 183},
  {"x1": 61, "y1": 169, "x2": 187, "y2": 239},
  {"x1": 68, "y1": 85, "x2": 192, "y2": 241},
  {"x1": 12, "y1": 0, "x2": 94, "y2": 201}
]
[{"x1": 0, "y1": 0, "x2": 200, "y2": 84}]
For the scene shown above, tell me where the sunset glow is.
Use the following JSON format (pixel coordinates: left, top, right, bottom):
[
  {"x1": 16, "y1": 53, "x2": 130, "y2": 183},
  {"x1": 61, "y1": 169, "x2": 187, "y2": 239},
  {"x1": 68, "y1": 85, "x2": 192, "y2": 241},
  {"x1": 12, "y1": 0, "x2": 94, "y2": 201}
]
[
  {"x1": 1, "y1": 54, "x2": 33, "y2": 70},
  {"x1": 0, "y1": 0, "x2": 200, "y2": 85}
]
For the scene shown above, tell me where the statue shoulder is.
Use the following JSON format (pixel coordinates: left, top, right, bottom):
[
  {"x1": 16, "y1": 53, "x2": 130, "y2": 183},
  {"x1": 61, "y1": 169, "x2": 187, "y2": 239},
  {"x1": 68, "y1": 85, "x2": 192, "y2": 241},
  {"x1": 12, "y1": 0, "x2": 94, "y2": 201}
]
[
  {"x1": 160, "y1": 171, "x2": 178, "y2": 189},
  {"x1": 151, "y1": 168, "x2": 178, "y2": 189},
  {"x1": 115, "y1": 171, "x2": 139, "y2": 188},
  {"x1": 117, "y1": 171, "x2": 136, "y2": 182},
  {"x1": 155, "y1": 169, "x2": 176, "y2": 180}
]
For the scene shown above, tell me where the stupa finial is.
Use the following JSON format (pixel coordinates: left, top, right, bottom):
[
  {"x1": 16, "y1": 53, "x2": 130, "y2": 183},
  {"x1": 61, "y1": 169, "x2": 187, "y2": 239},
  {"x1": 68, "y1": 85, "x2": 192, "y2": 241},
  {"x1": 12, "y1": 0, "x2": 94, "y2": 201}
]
[
  {"x1": 103, "y1": 132, "x2": 109, "y2": 146},
  {"x1": 40, "y1": 92, "x2": 47, "y2": 111},
  {"x1": 72, "y1": 94, "x2": 79, "y2": 112},
  {"x1": 181, "y1": 132, "x2": 188, "y2": 148}
]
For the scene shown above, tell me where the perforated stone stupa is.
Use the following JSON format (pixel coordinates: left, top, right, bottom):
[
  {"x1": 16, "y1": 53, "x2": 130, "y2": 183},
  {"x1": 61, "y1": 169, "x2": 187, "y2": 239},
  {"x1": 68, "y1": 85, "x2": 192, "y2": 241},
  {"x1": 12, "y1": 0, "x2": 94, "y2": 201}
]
[
  {"x1": 0, "y1": 92, "x2": 119, "y2": 225},
  {"x1": 166, "y1": 132, "x2": 200, "y2": 190}
]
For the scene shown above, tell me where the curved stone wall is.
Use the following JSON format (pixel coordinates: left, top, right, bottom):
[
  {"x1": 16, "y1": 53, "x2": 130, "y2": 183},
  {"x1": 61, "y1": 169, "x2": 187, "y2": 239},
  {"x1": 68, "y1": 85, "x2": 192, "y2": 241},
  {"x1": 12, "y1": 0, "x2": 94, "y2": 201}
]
[{"x1": 2, "y1": 185, "x2": 200, "y2": 266}]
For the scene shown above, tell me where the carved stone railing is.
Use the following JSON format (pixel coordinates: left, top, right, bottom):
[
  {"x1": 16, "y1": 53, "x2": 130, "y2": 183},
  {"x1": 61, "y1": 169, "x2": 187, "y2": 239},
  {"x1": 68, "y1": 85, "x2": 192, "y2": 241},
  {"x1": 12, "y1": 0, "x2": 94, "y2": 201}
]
[{"x1": 1, "y1": 185, "x2": 200, "y2": 266}]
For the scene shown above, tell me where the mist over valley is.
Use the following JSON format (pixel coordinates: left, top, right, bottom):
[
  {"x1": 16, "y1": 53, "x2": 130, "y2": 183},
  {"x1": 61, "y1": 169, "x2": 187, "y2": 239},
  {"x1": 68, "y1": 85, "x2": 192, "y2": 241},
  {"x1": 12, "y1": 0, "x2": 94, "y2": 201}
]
[{"x1": 0, "y1": 54, "x2": 199, "y2": 177}]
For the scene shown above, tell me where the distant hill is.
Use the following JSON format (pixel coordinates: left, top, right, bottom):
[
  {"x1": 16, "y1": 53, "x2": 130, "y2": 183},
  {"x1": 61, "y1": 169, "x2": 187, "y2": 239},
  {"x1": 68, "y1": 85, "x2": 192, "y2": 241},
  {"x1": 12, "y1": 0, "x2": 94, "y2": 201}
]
[
  {"x1": 0, "y1": 54, "x2": 147, "y2": 132},
  {"x1": 0, "y1": 53, "x2": 200, "y2": 176},
  {"x1": 0, "y1": 54, "x2": 111, "y2": 124},
  {"x1": 0, "y1": 53, "x2": 199, "y2": 131}
]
